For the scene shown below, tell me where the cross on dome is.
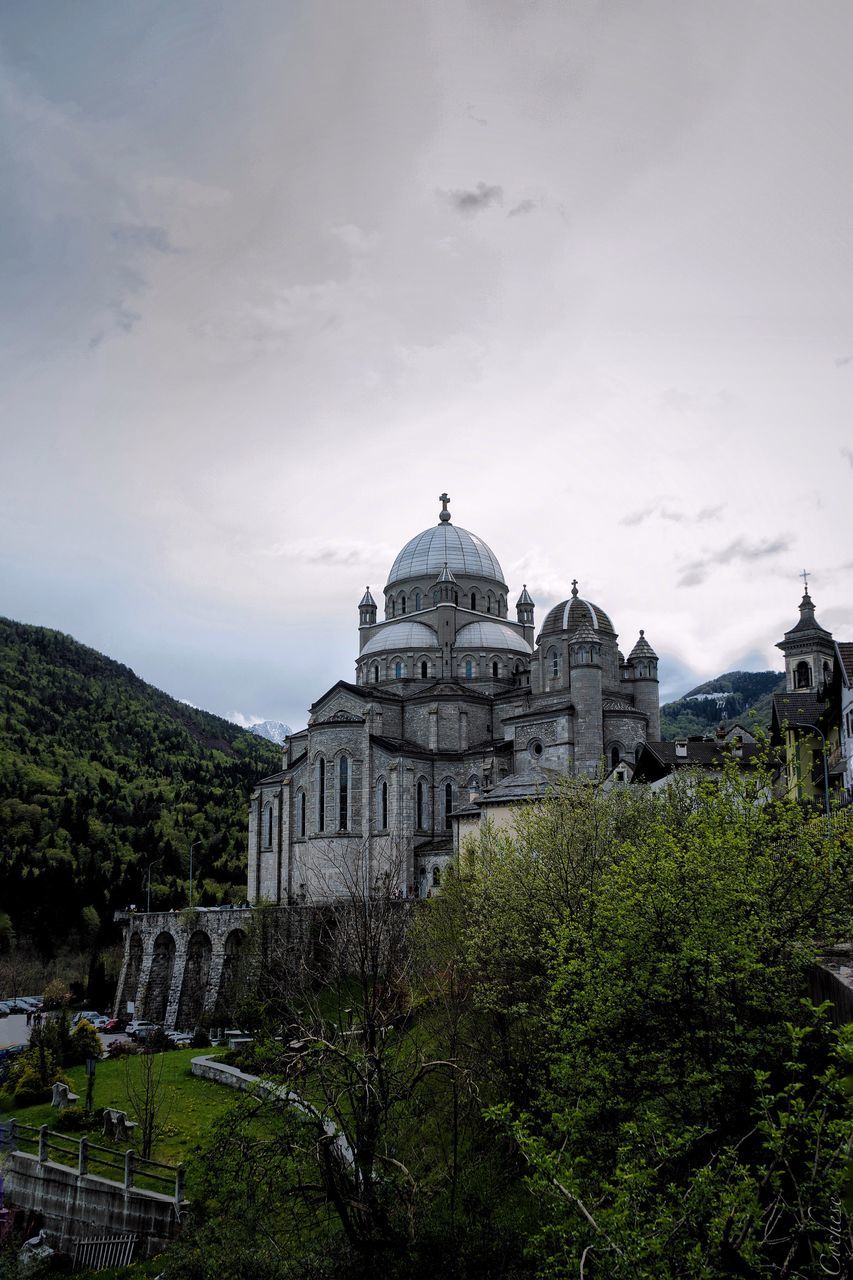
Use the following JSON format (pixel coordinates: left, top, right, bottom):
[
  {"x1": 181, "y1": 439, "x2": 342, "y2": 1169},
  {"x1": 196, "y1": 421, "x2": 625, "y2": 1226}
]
[
  {"x1": 439, "y1": 493, "x2": 451, "y2": 523},
  {"x1": 800, "y1": 568, "x2": 810, "y2": 593}
]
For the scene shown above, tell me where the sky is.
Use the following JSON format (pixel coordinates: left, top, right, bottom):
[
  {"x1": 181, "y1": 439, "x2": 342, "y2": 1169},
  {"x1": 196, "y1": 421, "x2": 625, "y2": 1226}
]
[{"x1": 1, "y1": 0, "x2": 852, "y2": 731}]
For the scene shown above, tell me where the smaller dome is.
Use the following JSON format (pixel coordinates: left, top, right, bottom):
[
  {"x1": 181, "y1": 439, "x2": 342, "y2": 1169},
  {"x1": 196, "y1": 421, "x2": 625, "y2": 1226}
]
[
  {"x1": 540, "y1": 597, "x2": 615, "y2": 638},
  {"x1": 361, "y1": 621, "x2": 439, "y2": 655},
  {"x1": 455, "y1": 620, "x2": 533, "y2": 654}
]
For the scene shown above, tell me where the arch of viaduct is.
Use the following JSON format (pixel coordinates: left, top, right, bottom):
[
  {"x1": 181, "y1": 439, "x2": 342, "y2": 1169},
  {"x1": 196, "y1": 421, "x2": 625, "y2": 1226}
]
[{"x1": 112, "y1": 909, "x2": 255, "y2": 1032}]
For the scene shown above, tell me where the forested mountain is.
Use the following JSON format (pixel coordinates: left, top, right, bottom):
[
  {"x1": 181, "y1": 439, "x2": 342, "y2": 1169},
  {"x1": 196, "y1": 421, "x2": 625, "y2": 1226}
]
[
  {"x1": 0, "y1": 618, "x2": 279, "y2": 954},
  {"x1": 660, "y1": 669, "x2": 784, "y2": 740}
]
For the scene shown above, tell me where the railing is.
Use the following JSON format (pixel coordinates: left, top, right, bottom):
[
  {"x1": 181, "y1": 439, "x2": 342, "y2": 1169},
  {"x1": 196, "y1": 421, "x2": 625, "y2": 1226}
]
[
  {"x1": 73, "y1": 1232, "x2": 137, "y2": 1271},
  {"x1": 4, "y1": 1122, "x2": 185, "y2": 1202}
]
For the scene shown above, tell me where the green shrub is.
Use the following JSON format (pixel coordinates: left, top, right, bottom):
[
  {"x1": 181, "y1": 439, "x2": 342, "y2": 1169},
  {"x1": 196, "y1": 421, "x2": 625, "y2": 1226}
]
[{"x1": 65, "y1": 1019, "x2": 103, "y2": 1066}]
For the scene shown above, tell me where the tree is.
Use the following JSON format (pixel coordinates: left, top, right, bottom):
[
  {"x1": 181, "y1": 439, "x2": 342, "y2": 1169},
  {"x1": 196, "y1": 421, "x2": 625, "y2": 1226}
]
[
  {"x1": 442, "y1": 763, "x2": 853, "y2": 1278},
  {"x1": 125, "y1": 1048, "x2": 171, "y2": 1160}
]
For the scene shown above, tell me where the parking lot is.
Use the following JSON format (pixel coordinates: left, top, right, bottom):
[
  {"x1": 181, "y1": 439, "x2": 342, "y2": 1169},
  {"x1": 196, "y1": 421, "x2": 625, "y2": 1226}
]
[{"x1": 0, "y1": 1012, "x2": 130, "y2": 1052}]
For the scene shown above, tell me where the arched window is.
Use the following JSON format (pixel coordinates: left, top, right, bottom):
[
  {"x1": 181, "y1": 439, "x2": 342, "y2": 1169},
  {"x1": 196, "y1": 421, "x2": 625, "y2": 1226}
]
[
  {"x1": 635, "y1": 744, "x2": 643, "y2": 763},
  {"x1": 414, "y1": 591, "x2": 421, "y2": 611},
  {"x1": 610, "y1": 745, "x2": 620, "y2": 769},
  {"x1": 795, "y1": 661, "x2": 811, "y2": 689},
  {"x1": 453, "y1": 591, "x2": 459, "y2": 605},
  {"x1": 444, "y1": 782, "x2": 453, "y2": 830},
  {"x1": 470, "y1": 591, "x2": 476, "y2": 610},
  {"x1": 420, "y1": 660, "x2": 428, "y2": 679},
  {"x1": 491, "y1": 660, "x2": 499, "y2": 679},
  {"x1": 486, "y1": 593, "x2": 494, "y2": 614},
  {"x1": 547, "y1": 647, "x2": 559, "y2": 679},
  {"x1": 389, "y1": 598, "x2": 396, "y2": 618},
  {"x1": 394, "y1": 660, "x2": 403, "y2": 679},
  {"x1": 338, "y1": 756, "x2": 349, "y2": 831},
  {"x1": 400, "y1": 594, "x2": 407, "y2": 615},
  {"x1": 372, "y1": 664, "x2": 380, "y2": 684},
  {"x1": 823, "y1": 660, "x2": 831, "y2": 684},
  {"x1": 416, "y1": 779, "x2": 426, "y2": 829},
  {"x1": 298, "y1": 791, "x2": 306, "y2": 838},
  {"x1": 499, "y1": 594, "x2": 506, "y2": 615},
  {"x1": 379, "y1": 779, "x2": 388, "y2": 829},
  {"x1": 317, "y1": 758, "x2": 326, "y2": 832},
  {"x1": 465, "y1": 658, "x2": 473, "y2": 679},
  {"x1": 433, "y1": 589, "x2": 440, "y2": 605},
  {"x1": 432, "y1": 865, "x2": 441, "y2": 888},
  {"x1": 263, "y1": 803, "x2": 273, "y2": 848}
]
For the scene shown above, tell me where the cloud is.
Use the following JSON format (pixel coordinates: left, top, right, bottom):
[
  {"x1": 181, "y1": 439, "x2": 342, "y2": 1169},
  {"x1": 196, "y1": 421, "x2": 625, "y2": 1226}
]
[
  {"x1": 111, "y1": 223, "x2": 178, "y2": 254},
  {"x1": 508, "y1": 199, "x2": 536, "y2": 218},
  {"x1": 620, "y1": 501, "x2": 724, "y2": 527},
  {"x1": 834, "y1": 354, "x2": 853, "y2": 367},
  {"x1": 261, "y1": 538, "x2": 394, "y2": 569},
  {"x1": 842, "y1": 447, "x2": 853, "y2": 469},
  {"x1": 228, "y1": 711, "x2": 266, "y2": 728},
  {"x1": 440, "y1": 181, "x2": 503, "y2": 215},
  {"x1": 678, "y1": 536, "x2": 790, "y2": 588}
]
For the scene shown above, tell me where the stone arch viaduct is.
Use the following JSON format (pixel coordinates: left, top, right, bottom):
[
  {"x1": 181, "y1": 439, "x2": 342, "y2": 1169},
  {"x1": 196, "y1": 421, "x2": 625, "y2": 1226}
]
[{"x1": 113, "y1": 909, "x2": 254, "y2": 1031}]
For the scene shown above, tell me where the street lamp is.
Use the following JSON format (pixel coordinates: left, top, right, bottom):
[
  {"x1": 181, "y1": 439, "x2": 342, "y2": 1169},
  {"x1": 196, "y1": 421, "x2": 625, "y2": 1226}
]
[
  {"x1": 189, "y1": 841, "x2": 201, "y2": 909},
  {"x1": 144, "y1": 858, "x2": 162, "y2": 914},
  {"x1": 795, "y1": 721, "x2": 832, "y2": 836}
]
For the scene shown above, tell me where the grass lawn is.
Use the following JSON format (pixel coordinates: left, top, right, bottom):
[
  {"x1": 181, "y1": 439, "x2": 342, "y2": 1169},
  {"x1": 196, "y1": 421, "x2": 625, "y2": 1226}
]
[{"x1": 0, "y1": 1048, "x2": 235, "y2": 1180}]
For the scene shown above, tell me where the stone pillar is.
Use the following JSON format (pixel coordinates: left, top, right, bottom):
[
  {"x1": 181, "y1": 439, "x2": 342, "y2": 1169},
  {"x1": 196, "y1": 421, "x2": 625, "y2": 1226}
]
[
  {"x1": 204, "y1": 942, "x2": 227, "y2": 1023},
  {"x1": 112, "y1": 923, "x2": 131, "y2": 1020},
  {"x1": 163, "y1": 932, "x2": 189, "y2": 1030},
  {"x1": 131, "y1": 935, "x2": 156, "y2": 1022}
]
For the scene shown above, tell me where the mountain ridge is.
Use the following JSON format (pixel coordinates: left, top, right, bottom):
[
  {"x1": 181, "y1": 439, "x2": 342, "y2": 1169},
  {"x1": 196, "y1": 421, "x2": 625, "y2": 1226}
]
[
  {"x1": 659, "y1": 669, "x2": 784, "y2": 740},
  {"x1": 0, "y1": 616, "x2": 279, "y2": 954}
]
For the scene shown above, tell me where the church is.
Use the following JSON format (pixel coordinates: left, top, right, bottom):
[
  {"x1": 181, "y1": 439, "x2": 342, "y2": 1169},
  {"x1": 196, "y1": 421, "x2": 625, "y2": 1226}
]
[{"x1": 247, "y1": 496, "x2": 660, "y2": 903}]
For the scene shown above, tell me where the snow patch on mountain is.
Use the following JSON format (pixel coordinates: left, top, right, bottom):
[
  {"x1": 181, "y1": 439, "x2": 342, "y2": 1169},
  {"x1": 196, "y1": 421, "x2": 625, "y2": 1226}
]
[{"x1": 248, "y1": 720, "x2": 292, "y2": 744}]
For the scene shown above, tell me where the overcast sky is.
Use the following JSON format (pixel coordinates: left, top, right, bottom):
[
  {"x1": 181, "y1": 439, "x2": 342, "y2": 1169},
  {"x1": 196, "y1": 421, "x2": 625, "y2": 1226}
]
[{"x1": 1, "y1": 0, "x2": 851, "y2": 730}]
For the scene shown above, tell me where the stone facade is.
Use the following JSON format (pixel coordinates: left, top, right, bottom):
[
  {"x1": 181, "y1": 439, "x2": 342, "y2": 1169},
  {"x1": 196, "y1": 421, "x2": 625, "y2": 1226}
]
[{"x1": 249, "y1": 497, "x2": 661, "y2": 902}]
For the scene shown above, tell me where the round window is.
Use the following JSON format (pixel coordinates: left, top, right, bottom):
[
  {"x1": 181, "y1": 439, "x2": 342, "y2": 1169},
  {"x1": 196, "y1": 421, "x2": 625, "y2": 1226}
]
[{"x1": 529, "y1": 739, "x2": 544, "y2": 758}]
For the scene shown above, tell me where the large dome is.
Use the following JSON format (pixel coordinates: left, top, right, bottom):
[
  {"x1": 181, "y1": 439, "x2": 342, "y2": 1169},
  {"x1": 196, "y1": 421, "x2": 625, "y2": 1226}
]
[
  {"x1": 387, "y1": 523, "x2": 506, "y2": 587},
  {"x1": 361, "y1": 620, "x2": 439, "y2": 655},
  {"x1": 455, "y1": 620, "x2": 532, "y2": 654},
  {"x1": 540, "y1": 594, "x2": 615, "y2": 639}
]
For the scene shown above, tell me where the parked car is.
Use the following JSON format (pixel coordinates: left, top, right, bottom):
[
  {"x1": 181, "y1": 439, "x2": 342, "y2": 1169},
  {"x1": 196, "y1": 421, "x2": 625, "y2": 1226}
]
[
  {"x1": 126, "y1": 1021, "x2": 160, "y2": 1041},
  {"x1": 101, "y1": 1017, "x2": 124, "y2": 1033},
  {"x1": 165, "y1": 1030, "x2": 193, "y2": 1047},
  {"x1": 72, "y1": 1010, "x2": 101, "y2": 1027}
]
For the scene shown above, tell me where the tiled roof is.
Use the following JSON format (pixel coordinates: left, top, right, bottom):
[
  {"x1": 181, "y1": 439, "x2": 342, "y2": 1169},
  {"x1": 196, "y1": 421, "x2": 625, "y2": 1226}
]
[
  {"x1": 634, "y1": 739, "x2": 764, "y2": 781},
  {"x1": 772, "y1": 690, "x2": 827, "y2": 728},
  {"x1": 837, "y1": 642, "x2": 853, "y2": 684}
]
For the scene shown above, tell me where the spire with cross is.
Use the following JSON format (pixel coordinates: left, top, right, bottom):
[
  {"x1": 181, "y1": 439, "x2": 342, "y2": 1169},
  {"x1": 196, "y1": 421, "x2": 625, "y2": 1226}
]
[
  {"x1": 439, "y1": 492, "x2": 451, "y2": 523},
  {"x1": 800, "y1": 568, "x2": 810, "y2": 595}
]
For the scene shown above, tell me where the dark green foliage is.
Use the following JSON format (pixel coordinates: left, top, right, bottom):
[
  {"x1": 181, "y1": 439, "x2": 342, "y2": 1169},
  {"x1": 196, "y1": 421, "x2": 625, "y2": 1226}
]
[
  {"x1": 0, "y1": 616, "x2": 279, "y2": 953},
  {"x1": 660, "y1": 669, "x2": 784, "y2": 740}
]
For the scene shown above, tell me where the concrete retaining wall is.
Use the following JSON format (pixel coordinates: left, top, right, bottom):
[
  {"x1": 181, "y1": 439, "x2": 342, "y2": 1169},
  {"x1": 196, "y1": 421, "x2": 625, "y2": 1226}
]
[{"x1": 3, "y1": 1153, "x2": 185, "y2": 1258}]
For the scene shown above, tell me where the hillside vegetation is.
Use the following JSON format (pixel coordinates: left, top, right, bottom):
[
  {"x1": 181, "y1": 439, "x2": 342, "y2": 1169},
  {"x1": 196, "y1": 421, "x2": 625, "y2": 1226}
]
[
  {"x1": 660, "y1": 668, "x2": 784, "y2": 740},
  {"x1": 0, "y1": 617, "x2": 279, "y2": 956}
]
